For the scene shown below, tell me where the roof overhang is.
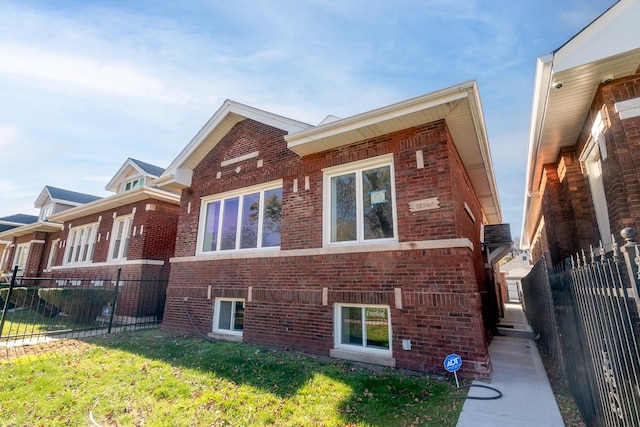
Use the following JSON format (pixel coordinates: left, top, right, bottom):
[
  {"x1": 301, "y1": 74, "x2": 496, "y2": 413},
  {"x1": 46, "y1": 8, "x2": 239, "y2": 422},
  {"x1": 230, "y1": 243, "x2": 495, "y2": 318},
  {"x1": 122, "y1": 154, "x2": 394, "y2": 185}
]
[
  {"x1": 156, "y1": 100, "x2": 314, "y2": 192},
  {"x1": 521, "y1": 0, "x2": 640, "y2": 248},
  {"x1": 0, "y1": 221, "x2": 63, "y2": 240},
  {"x1": 285, "y1": 80, "x2": 502, "y2": 224},
  {"x1": 47, "y1": 186, "x2": 180, "y2": 223}
]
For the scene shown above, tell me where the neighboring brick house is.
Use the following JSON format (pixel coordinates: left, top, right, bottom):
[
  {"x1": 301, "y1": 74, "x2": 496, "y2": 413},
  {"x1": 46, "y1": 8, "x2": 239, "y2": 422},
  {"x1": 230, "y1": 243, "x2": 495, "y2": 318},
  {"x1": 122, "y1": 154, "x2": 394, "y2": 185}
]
[
  {"x1": 0, "y1": 214, "x2": 38, "y2": 278},
  {"x1": 45, "y1": 158, "x2": 180, "y2": 280},
  {"x1": 0, "y1": 186, "x2": 101, "y2": 277},
  {"x1": 157, "y1": 80, "x2": 506, "y2": 378},
  {"x1": 521, "y1": 0, "x2": 640, "y2": 265},
  {"x1": 38, "y1": 159, "x2": 181, "y2": 323}
]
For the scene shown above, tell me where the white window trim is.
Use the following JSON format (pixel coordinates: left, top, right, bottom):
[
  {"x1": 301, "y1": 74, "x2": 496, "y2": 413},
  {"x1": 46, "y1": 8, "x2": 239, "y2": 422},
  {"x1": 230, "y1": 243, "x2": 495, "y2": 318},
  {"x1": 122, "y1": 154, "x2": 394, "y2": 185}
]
[
  {"x1": 196, "y1": 180, "x2": 283, "y2": 256},
  {"x1": 580, "y1": 136, "x2": 612, "y2": 249},
  {"x1": 45, "y1": 239, "x2": 60, "y2": 272},
  {"x1": 109, "y1": 215, "x2": 134, "y2": 261},
  {"x1": 212, "y1": 297, "x2": 245, "y2": 337},
  {"x1": 13, "y1": 243, "x2": 30, "y2": 271},
  {"x1": 63, "y1": 222, "x2": 99, "y2": 266},
  {"x1": 333, "y1": 303, "x2": 392, "y2": 356},
  {"x1": 323, "y1": 154, "x2": 398, "y2": 247},
  {"x1": 123, "y1": 177, "x2": 145, "y2": 192}
]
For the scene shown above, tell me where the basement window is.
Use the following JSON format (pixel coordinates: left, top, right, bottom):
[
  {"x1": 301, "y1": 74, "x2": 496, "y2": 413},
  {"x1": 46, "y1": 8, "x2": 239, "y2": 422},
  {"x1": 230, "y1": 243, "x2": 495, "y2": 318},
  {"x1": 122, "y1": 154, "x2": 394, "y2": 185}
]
[{"x1": 213, "y1": 298, "x2": 244, "y2": 336}]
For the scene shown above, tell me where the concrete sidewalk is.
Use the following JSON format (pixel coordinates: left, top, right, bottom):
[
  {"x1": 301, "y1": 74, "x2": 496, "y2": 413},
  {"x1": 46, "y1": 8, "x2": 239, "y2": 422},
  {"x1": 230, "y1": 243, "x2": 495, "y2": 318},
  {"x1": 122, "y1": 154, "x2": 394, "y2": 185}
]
[{"x1": 456, "y1": 304, "x2": 564, "y2": 427}]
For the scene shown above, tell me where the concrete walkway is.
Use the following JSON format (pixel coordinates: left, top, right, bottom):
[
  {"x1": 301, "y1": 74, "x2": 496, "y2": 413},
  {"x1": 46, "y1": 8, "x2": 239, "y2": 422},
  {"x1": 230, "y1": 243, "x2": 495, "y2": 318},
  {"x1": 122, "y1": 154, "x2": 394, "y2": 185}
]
[{"x1": 456, "y1": 303, "x2": 564, "y2": 427}]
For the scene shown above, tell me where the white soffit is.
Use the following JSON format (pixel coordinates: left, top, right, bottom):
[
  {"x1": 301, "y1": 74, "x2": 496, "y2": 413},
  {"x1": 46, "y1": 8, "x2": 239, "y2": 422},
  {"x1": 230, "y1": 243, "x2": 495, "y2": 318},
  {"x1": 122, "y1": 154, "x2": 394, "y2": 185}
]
[
  {"x1": 47, "y1": 187, "x2": 180, "y2": 223},
  {"x1": 521, "y1": 0, "x2": 640, "y2": 246}
]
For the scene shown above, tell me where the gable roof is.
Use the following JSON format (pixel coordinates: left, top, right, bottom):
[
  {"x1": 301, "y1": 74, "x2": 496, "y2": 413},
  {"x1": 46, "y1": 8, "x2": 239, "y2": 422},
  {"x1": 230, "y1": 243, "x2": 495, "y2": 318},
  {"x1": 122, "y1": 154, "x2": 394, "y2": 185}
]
[
  {"x1": 34, "y1": 186, "x2": 102, "y2": 208},
  {"x1": 0, "y1": 221, "x2": 62, "y2": 240},
  {"x1": 155, "y1": 100, "x2": 314, "y2": 191},
  {"x1": 105, "y1": 158, "x2": 165, "y2": 193},
  {"x1": 521, "y1": 0, "x2": 640, "y2": 247},
  {"x1": 47, "y1": 186, "x2": 180, "y2": 222},
  {"x1": 286, "y1": 80, "x2": 502, "y2": 224},
  {"x1": 0, "y1": 214, "x2": 38, "y2": 226},
  {"x1": 0, "y1": 214, "x2": 39, "y2": 234}
]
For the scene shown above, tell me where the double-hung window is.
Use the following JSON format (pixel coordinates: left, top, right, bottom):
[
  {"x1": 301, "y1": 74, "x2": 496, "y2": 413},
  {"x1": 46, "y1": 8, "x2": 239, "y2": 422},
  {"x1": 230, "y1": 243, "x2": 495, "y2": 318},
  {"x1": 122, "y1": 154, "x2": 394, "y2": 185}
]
[
  {"x1": 199, "y1": 181, "x2": 282, "y2": 253},
  {"x1": 324, "y1": 155, "x2": 397, "y2": 245},
  {"x1": 213, "y1": 298, "x2": 244, "y2": 336},
  {"x1": 110, "y1": 215, "x2": 134, "y2": 260},
  {"x1": 334, "y1": 304, "x2": 392, "y2": 355},
  {"x1": 13, "y1": 243, "x2": 30, "y2": 270},
  {"x1": 64, "y1": 223, "x2": 98, "y2": 265}
]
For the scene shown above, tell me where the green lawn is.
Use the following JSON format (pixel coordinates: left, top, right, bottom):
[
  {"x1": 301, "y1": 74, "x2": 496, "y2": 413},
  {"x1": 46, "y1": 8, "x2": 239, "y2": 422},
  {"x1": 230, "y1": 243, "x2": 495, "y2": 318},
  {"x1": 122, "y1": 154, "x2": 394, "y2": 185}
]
[
  {"x1": 0, "y1": 308, "x2": 73, "y2": 337},
  {"x1": 0, "y1": 329, "x2": 464, "y2": 426}
]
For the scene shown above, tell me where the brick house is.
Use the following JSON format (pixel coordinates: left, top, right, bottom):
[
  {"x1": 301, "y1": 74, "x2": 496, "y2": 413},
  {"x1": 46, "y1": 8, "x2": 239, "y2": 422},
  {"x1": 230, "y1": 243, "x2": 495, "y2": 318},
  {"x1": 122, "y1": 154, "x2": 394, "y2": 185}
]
[
  {"x1": 34, "y1": 159, "x2": 181, "y2": 323},
  {"x1": 521, "y1": 0, "x2": 640, "y2": 265},
  {"x1": 0, "y1": 214, "x2": 38, "y2": 278},
  {"x1": 157, "y1": 81, "x2": 505, "y2": 378},
  {"x1": 0, "y1": 186, "x2": 101, "y2": 277},
  {"x1": 45, "y1": 158, "x2": 180, "y2": 280}
]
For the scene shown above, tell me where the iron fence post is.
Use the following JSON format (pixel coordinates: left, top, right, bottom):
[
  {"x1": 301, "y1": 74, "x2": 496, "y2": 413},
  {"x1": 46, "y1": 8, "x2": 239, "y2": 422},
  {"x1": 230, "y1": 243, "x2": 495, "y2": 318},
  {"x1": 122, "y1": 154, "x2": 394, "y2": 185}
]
[
  {"x1": 620, "y1": 228, "x2": 640, "y2": 310},
  {"x1": 0, "y1": 266, "x2": 19, "y2": 339},
  {"x1": 107, "y1": 268, "x2": 122, "y2": 334}
]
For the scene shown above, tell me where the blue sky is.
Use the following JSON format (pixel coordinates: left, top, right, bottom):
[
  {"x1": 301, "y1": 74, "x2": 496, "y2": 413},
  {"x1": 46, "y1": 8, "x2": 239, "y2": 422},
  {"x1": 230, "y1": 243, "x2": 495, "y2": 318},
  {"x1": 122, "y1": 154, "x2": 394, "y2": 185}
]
[{"x1": 0, "y1": 0, "x2": 616, "y2": 239}]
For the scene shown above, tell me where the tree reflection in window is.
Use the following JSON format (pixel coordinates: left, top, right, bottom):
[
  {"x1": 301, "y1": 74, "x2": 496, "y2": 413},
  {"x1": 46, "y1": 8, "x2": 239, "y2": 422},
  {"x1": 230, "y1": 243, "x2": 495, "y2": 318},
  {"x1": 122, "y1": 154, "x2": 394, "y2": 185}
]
[{"x1": 329, "y1": 164, "x2": 394, "y2": 243}]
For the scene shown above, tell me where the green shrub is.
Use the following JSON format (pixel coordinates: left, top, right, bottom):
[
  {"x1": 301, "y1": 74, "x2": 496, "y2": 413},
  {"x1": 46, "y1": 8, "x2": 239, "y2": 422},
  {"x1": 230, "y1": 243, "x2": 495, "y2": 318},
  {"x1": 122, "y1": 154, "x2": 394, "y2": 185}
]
[
  {"x1": 38, "y1": 288, "x2": 115, "y2": 324},
  {"x1": 0, "y1": 287, "x2": 39, "y2": 310}
]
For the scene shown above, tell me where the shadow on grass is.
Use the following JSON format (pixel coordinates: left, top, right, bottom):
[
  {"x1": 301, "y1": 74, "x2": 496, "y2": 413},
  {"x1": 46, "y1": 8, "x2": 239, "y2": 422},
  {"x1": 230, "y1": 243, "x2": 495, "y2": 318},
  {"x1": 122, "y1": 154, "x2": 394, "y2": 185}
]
[{"x1": 83, "y1": 328, "x2": 461, "y2": 426}]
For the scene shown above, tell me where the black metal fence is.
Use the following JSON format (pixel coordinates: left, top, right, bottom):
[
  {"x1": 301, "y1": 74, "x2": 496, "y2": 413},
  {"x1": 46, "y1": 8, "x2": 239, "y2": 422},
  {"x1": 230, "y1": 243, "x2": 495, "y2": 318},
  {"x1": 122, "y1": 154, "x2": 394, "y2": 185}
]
[
  {"x1": 522, "y1": 237, "x2": 640, "y2": 426},
  {"x1": 0, "y1": 267, "x2": 168, "y2": 346}
]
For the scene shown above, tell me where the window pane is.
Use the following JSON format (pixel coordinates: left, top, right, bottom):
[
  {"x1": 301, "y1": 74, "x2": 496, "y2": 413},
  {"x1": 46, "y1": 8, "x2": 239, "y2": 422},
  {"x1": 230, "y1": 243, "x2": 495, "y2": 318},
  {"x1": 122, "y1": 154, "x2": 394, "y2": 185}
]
[
  {"x1": 67, "y1": 231, "x2": 77, "y2": 263},
  {"x1": 203, "y1": 201, "x2": 221, "y2": 252},
  {"x1": 262, "y1": 188, "x2": 282, "y2": 247},
  {"x1": 122, "y1": 219, "x2": 132, "y2": 258},
  {"x1": 82, "y1": 228, "x2": 93, "y2": 261},
  {"x1": 331, "y1": 173, "x2": 357, "y2": 242},
  {"x1": 218, "y1": 301, "x2": 232, "y2": 330},
  {"x1": 341, "y1": 306, "x2": 363, "y2": 346},
  {"x1": 112, "y1": 221, "x2": 123, "y2": 259},
  {"x1": 365, "y1": 307, "x2": 390, "y2": 350},
  {"x1": 240, "y1": 192, "x2": 260, "y2": 249},
  {"x1": 221, "y1": 198, "x2": 239, "y2": 250},
  {"x1": 362, "y1": 166, "x2": 394, "y2": 240},
  {"x1": 74, "y1": 229, "x2": 84, "y2": 262},
  {"x1": 233, "y1": 301, "x2": 244, "y2": 331}
]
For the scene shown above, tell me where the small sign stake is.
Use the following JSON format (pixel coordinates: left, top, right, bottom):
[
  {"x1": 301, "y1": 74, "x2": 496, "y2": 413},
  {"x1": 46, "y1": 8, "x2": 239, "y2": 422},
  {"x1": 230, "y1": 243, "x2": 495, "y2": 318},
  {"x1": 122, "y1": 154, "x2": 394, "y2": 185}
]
[{"x1": 444, "y1": 353, "x2": 463, "y2": 388}]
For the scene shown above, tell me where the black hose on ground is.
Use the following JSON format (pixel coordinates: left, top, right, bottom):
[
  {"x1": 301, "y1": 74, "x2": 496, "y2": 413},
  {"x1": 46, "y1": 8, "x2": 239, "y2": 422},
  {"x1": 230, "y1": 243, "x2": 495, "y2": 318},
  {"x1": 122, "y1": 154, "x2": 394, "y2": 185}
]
[
  {"x1": 451, "y1": 384, "x2": 503, "y2": 400},
  {"x1": 182, "y1": 297, "x2": 218, "y2": 343}
]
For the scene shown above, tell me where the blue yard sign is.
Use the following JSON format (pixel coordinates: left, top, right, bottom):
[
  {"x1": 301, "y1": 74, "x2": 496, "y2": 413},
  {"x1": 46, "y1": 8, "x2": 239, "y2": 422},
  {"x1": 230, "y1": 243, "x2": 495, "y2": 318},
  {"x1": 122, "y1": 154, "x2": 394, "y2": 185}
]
[
  {"x1": 444, "y1": 353, "x2": 462, "y2": 372},
  {"x1": 444, "y1": 353, "x2": 463, "y2": 388},
  {"x1": 444, "y1": 353, "x2": 463, "y2": 387}
]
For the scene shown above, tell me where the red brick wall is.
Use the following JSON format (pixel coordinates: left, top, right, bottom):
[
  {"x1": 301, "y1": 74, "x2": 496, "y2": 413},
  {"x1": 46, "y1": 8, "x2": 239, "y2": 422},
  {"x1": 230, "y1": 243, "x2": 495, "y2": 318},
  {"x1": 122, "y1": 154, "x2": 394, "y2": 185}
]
[
  {"x1": 165, "y1": 247, "x2": 489, "y2": 378},
  {"x1": 163, "y1": 118, "x2": 493, "y2": 378},
  {"x1": 54, "y1": 198, "x2": 178, "y2": 272},
  {"x1": 530, "y1": 73, "x2": 640, "y2": 265}
]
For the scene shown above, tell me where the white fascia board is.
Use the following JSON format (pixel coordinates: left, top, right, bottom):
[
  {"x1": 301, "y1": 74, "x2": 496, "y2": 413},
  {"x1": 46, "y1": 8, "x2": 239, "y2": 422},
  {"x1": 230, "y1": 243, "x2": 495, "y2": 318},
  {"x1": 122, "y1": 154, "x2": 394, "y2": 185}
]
[
  {"x1": 33, "y1": 187, "x2": 52, "y2": 208},
  {"x1": 105, "y1": 159, "x2": 147, "y2": 193},
  {"x1": 159, "y1": 100, "x2": 313, "y2": 188},
  {"x1": 47, "y1": 187, "x2": 179, "y2": 223},
  {"x1": 0, "y1": 221, "x2": 63, "y2": 240},
  {"x1": 553, "y1": 0, "x2": 639, "y2": 73},
  {"x1": 285, "y1": 81, "x2": 475, "y2": 153},
  {"x1": 521, "y1": 54, "x2": 554, "y2": 246},
  {"x1": 465, "y1": 82, "x2": 502, "y2": 224}
]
